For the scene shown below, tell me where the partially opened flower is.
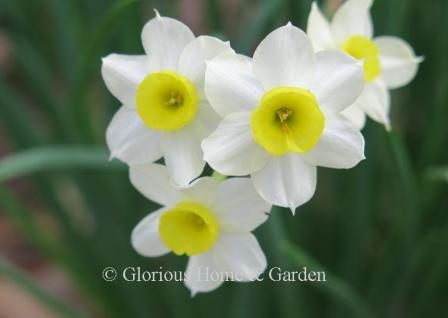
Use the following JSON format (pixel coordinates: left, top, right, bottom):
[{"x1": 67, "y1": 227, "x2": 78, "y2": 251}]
[
  {"x1": 307, "y1": 0, "x2": 422, "y2": 129},
  {"x1": 130, "y1": 163, "x2": 270, "y2": 295},
  {"x1": 202, "y1": 23, "x2": 365, "y2": 212},
  {"x1": 102, "y1": 11, "x2": 232, "y2": 186}
]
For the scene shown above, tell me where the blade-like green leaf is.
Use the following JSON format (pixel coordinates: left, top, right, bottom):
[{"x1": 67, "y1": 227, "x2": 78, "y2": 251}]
[
  {"x1": 0, "y1": 146, "x2": 125, "y2": 183},
  {"x1": 425, "y1": 166, "x2": 448, "y2": 182},
  {"x1": 280, "y1": 240, "x2": 377, "y2": 318},
  {"x1": 236, "y1": 0, "x2": 283, "y2": 54}
]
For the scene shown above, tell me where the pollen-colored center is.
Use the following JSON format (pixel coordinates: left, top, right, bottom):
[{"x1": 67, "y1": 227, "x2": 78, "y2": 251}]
[
  {"x1": 341, "y1": 35, "x2": 381, "y2": 82},
  {"x1": 136, "y1": 71, "x2": 198, "y2": 131},
  {"x1": 158, "y1": 202, "x2": 218, "y2": 256},
  {"x1": 251, "y1": 87, "x2": 325, "y2": 156}
]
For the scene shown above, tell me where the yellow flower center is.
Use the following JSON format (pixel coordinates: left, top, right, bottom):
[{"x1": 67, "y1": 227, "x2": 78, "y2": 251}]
[
  {"x1": 251, "y1": 87, "x2": 325, "y2": 156},
  {"x1": 341, "y1": 35, "x2": 381, "y2": 82},
  {"x1": 159, "y1": 202, "x2": 218, "y2": 256},
  {"x1": 136, "y1": 71, "x2": 198, "y2": 131}
]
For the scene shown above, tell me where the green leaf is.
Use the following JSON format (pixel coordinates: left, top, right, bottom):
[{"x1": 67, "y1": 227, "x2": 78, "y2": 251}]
[
  {"x1": 68, "y1": 0, "x2": 141, "y2": 142},
  {"x1": 280, "y1": 240, "x2": 377, "y2": 318},
  {"x1": 425, "y1": 166, "x2": 448, "y2": 182},
  {"x1": 236, "y1": 0, "x2": 283, "y2": 54},
  {"x1": 0, "y1": 146, "x2": 125, "y2": 183}
]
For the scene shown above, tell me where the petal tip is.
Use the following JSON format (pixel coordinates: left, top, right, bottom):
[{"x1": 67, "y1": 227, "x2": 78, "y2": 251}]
[
  {"x1": 190, "y1": 289, "x2": 197, "y2": 297},
  {"x1": 288, "y1": 203, "x2": 297, "y2": 215},
  {"x1": 153, "y1": 8, "x2": 161, "y2": 18},
  {"x1": 416, "y1": 55, "x2": 425, "y2": 64},
  {"x1": 108, "y1": 152, "x2": 116, "y2": 161}
]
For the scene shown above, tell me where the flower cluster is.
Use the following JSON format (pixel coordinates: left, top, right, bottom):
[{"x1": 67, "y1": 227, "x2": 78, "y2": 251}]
[{"x1": 101, "y1": 1, "x2": 420, "y2": 295}]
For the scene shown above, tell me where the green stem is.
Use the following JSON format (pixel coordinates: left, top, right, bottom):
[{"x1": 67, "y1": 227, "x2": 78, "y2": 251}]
[{"x1": 387, "y1": 131, "x2": 421, "y2": 243}]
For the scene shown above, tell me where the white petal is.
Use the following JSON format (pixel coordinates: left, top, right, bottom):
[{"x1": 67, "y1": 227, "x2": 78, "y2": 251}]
[
  {"x1": 131, "y1": 207, "x2": 170, "y2": 257},
  {"x1": 101, "y1": 54, "x2": 149, "y2": 107},
  {"x1": 193, "y1": 101, "x2": 221, "y2": 137},
  {"x1": 213, "y1": 233, "x2": 266, "y2": 281},
  {"x1": 106, "y1": 106, "x2": 162, "y2": 164},
  {"x1": 306, "y1": 2, "x2": 335, "y2": 51},
  {"x1": 252, "y1": 154, "x2": 317, "y2": 213},
  {"x1": 184, "y1": 252, "x2": 224, "y2": 296},
  {"x1": 205, "y1": 51, "x2": 264, "y2": 117},
  {"x1": 356, "y1": 80, "x2": 391, "y2": 129},
  {"x1": 310, "y1": 50, "x2": 364, "y2": 114},
  {"x1": 202, "y1": 112, "x2": 270, "y2": 176},
  {"x1": 342, "y1": 104, "x2": 367, "y2": 130},
  {"x1": 302, "y1": 114, "x2": 365, "y2": 169},
  {"x1": 375, "y1": 36, "x2": 421, "y2": 89},
  {"x1": 253, "y1": 23, "x2": 316, "y2": 90},
  {"x1": 178, "y1": 36, "x2": 232, "y2": 89},
  {"x1": 162, "y1": 120, "x2": 207, "y2": 187},
  {"x1": 179, "y1": 177, "x2": 219, "y2": 207},
  {"x1": 129, "y1": 163, "x2": 186, "y2": 206},
  {"x1": 141, "y1": 14, "x2": 195, "y2": 71},
  {"x1": 211, "y1": 178, "x2": 270, "y2": 232},
  {"x1": 331, "y1": 0, "x2": 373, "y2": 44}
]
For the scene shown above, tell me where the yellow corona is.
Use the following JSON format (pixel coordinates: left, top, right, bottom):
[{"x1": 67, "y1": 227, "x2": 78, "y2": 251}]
[{"x1": 251, "y1": 87, "x2": 325, "y2": 155}]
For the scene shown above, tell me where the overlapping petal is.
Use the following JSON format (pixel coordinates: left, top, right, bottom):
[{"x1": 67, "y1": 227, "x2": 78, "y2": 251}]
[
  {"x1": 205, "y1": 51, "x2": 264, "y2": 117},
  {"x1": 141, "y1": 14, "x2": 195, "y2": 71},
  {"x1": 162, "y1": 122, "x2": 207, "y2": 187},
  {"x1": 131, "y1": 207, "x2": 170, "y2": 257},
  {"x1": 310, "y1": 50, "x2": 364, "y2": 114},
  {"x1": 306, "y1": 2, "x2": 335, "y2": 51},
  {"x1": 101, "y1": 54, "x2": 149, "y2": 107},
  {"x1": 331, "y1": 0, "x2": 373, "y2": 44},
  {"x1": 106, "y1": 106, "x2": 162, "y2": 164},
  {"x1": 356, "y1": 80, "x2": 391, "y2": 129},
  {"x1": 252, "y1": 154, "x2": 317, "y2": 213},
  {"x1": 129, "y1": 163, "x2": 187, "y2": 206},
  {"x1": 178, "y1": 36, "x2": 232, "y2": 92},
  {"x1": 184, "y1": 251, "x2": 224, "y2": 296},
  {"x1": 161, "y1": 102, "x2": 219, "y2": 187},
  {"x1": 192, "y1": 101, "x2": 221, "y2": 138},
  {"x1": 213, "y1": 233, "x2": 266, "y2": 281},
  {"x1": 342, "y1": 104, "x2": 367, "y2": 130},
  {"x1": 179, "y1": 177, "x2": 218, "y2": 207},
  {"x1": 211, "y1": 178, "x2": 270, "y2": 232},
  {"x1": 375, "y1": 36, "x2": 422, "y2": 89},
  {"x1": 202, "y1": 112, "x2": 270, "y2": 176},
  {"x1": 302, "y1": 114, "x2": 365, "y2": 169},
  {"x1": 253, "y1": 23, "x2": 316, "y2": 90}
]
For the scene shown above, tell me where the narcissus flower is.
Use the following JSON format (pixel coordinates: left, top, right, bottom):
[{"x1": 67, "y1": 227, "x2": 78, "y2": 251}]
[
  {"x1": 202, "y1": 23, "x2": 365, "y2": 212},
  {"x1": 102, "y1": 11, "x2": 232, "y2": 186},
  {"x1": 130, "y1": 163, "x2": 270, "y2": 295},
  {"x1": 307, "y1": 0, "x2": 422, "y2": 129}
]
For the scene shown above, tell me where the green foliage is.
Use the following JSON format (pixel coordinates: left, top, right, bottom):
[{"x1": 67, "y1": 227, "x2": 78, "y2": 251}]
[{"x1": 0, "y1": 0, "x2": 447, "y2": 317}]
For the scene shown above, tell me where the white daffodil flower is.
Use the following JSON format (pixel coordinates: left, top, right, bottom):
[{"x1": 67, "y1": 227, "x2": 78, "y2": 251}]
[
  {"x1": 130, "y1": 163, "x2": 270, "y2": 295},
  {"x1": 307, "y1": 0, "x2": 422, "y2": 129},
  {"x1": 102, "y1": 11, "x2": 232, "y2": 186},
  {"x1": 202, "y1": 23, "x2": 365, "y2": 212}
]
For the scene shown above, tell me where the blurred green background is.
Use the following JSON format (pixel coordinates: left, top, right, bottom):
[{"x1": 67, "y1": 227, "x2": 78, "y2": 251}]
[{"x1": 0, "y1": 0, "x2": 447, "y2": 317}]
